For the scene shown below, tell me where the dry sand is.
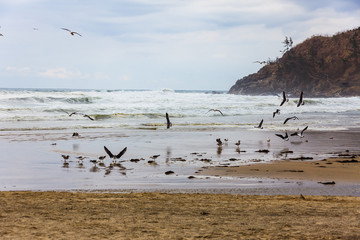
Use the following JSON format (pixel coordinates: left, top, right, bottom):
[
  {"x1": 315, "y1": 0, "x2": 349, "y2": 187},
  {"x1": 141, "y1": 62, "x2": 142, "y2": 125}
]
[
  {"x1": 1, "y1": 156, "x2": 360, "y2": 239},
  {"x1": 1, "y1": 191, "x2": 360, "y2": 239}
]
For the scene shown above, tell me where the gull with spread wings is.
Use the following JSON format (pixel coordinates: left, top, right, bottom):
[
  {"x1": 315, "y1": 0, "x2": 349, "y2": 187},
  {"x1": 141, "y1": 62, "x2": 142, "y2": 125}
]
[
  {"x1": 206, "y1": 109, "x2": 224, "y2": 116},
  {"x1": 104, "y1": 146, "x2": 127, "y2": 161},
  {"x1": 61, "y1": 28, "x2": 82, "y2": 36}
]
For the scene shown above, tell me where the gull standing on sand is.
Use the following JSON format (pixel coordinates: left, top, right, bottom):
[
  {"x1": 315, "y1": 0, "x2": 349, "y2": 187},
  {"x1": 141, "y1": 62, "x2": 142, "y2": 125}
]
[
  {"x1": 61, "y1": 28, "x2": 82, "y2": 36},
  {"x1": 206, "y1": 109, "x2": 224, "y2": 116},
  {"x1": 255, "y1": 119, "x2": 264, "y2": 129},
  {"x1": 291, "y1": 126, "x2": 308, "y2": 138}
]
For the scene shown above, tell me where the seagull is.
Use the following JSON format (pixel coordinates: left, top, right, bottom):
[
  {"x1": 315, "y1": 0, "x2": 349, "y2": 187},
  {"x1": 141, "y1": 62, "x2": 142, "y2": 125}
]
[
  {"x1": 61, "y1": 155, "x2": 70, "y2": 161},
  {"x1": 255, "y1": 119, "x2": 264, "y2": 129},
  {"x1": 283, "y1": 116, "x2": 299, "y2": 124},
  {"x1": 291, "y1": 126, "x2": 308, "y2": 138},
  {"x1": 61, "y1": 28, "x2": 82, "y2": 36},
  {"x1": 216, "y1": 138, "x2": 223, "y2": 146},
  {"x1": 280, "y1": 91, "x2": 288, "y2": 106},
  {"x1": 235, "y1": 140, "x2": 241, "y2": 146},
  {"x1": 253, "y1": 60, "x2": 266, "y2": 64},
  {"x1": 206, "y1": 109, "x2": 224, "y2": 116},
  {"x1": 62, "y1": 110, "x2": 94, "y2": 120},
  {"x1": 82, "y1": 114, "x2": 94, "y2": 121},
  {"x1": 273, "y1": 109, "x2": 280, "y2": 118},
  {"x1": 62, "y1": 110, "x2": 77, "y2": 117},
  {"x1": 104, "y1": 146, "x2": 127, "y2": 160},
  {"x1": 166, "y1": 112, "x2": 172, "y2": 129},
  {"x1": 275, "y1": 131, "x2": 289, "y2": 141},
  {"x1": 297, "y1": 91, "x2": 305, "y2": 107}
]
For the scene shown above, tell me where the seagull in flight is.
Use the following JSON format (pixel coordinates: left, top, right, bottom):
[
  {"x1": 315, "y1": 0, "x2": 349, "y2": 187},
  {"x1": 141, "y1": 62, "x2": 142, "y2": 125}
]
[
  {"x1": 255, "y1": 119, "x2": 264, "y2": 129},
  {"x1": 297, "y1": 91, "x2": 305, "y2": 107},
  {"x1": 61, "y1": 28, "x2": 82, "y2": 36},
  {"x1": 206, "y1": 109, "x2": 224, "y2": 116},
  {"x1": 291, "y1": 126, "x2": 308, "y2": 138},
  {"x1": 104, "y1": 146, "x2": 127, "y2": 161},
  {"x1": 273, "y1": 109, "x2": 280, "y2": 118},
  {"x1": 62, "y1": 110, "x2": 94, "y2": 120},
  {"x1": 283, "y1": 116, "x2": 299, "y2": 124},
  {"x1": 166, "y1": 112, "x2": 172, "y2": 129},
  {"x1": 275, "y1": 131, "x2": 289, "y2": 141},
  {"x1": 280, "y1": 91, "x2": 288, "y2": 106},
  {"x1": 253, "y1": 60, "x2": 266, "y2": 64}
]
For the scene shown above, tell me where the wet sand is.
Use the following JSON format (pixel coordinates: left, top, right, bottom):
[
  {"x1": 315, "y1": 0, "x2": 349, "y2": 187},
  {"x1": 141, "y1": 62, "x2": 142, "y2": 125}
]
[
  {"x1": 199, "y1": 155, "x2": 360, "y2": 184},
  {"x1": 1, "y1": 191, "x2": 360, "y2": 239}
]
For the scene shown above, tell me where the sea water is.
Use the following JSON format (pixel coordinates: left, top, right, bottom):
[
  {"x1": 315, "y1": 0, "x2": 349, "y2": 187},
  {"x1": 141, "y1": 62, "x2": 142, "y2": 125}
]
[
  {"x1": 0, "y1": 88, "x2": 359, "y2": 132},
  {"x1": 1, "y1": 88, "x2": 360, "y2": 194}
]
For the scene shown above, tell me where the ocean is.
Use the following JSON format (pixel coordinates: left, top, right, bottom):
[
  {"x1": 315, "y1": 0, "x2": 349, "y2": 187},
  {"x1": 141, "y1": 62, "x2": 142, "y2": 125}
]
[
  {"x1": 1, "y1": 88, "x2": 359, "y2": 132},
  {"x1": 1, "y1": 88, "x2": 360, "y2": 194}
]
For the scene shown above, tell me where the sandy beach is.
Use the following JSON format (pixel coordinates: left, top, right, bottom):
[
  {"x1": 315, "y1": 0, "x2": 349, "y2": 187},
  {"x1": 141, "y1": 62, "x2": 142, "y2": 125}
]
[
  {"x1": 1, "y1": 191, "x2": 360, "y2": 239},
  {"x1": 1, "y1": 128, "x2": 360, "y2": 239}
]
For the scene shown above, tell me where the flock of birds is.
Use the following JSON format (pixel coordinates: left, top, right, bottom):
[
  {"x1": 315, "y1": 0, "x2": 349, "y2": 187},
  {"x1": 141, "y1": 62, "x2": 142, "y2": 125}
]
[
  {"x1": 58, "y1": 90, "x2": 308, "y2": 175},
  {"x1": 0, "y1": 26, "x2": 82, "y2": 37},
  {"x1": 254, "y1": 91, "x2": 307, "y2": 141}
]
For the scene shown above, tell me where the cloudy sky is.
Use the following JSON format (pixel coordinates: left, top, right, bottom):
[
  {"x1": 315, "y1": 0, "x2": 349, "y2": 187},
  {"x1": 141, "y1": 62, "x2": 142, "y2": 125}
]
[{"x1": 1, "y1": 0, "x2": 360, "y2": 90}]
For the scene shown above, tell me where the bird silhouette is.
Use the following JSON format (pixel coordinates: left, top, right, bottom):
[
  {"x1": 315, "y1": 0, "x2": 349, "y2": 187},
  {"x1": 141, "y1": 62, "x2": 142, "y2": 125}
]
[
  {"x1": 206, "y1": 109, "x2": 224, "y2": 116},
  {"x1": 283, "y1": 116, "x2": 299, "y2": 124},
  {"x1": 61, "y1": 28, "x2": 82, "y2": 36},
  {"x1": 297, "y1": 91, "x2": 305, "y2": 107},
  {"x1": 275, "y1": 131, "x2": 289, "y2": 141},
  {"x1": 166, "y1": 113, "x2": 172, "y2": 129},
  {"x1": 291, "y1": 126, "x2": 308, "y2": 138},
  {"x1": 104, "y1": 146, "x2": 127, "y2": 160},
  {"x1": 255, "y1": 119, "x2": 264, "y2": 129}
]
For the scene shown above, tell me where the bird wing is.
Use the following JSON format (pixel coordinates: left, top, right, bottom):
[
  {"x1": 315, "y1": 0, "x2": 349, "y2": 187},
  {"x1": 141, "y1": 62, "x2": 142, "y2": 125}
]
[
  {"x1": 116, "y1": 147, "x2": 127, "y2": 159},
  {"x1": 280, "y1": 91, "x2": 286, "y2": 106},
  {"x1": 215, "y1": 109, "x2": 224, "y2": 116},
  {"x1": 104, "y1": 146, "x2": 114, "y2": 158},
  {"x1": 61, "y1": 28, "x2": 71, "y2": 32},
  {"x1": 166, "y1": 113, "x2": 172, "y2": 128},
  {"x1": 297, "y1": 92, "x2": 303, "y2": 107},
  {"x1": 283, "y1": 118, "x2": 290, "y2": 124},
  {"x1": 290, "y1": 132, "x2": 298, "y2": 136},
  {"x1": 275, "y1": 134, "x2": 284, "y2": 139},
  {"x1": 301, "y1": 126, "x2": 308, "y2": 134},
  {"x1": 83, "y1": 114, "x2": 94, "y2": 120},
  {"x1": 73, "y1": 32, "x2": 82, "y2": 37},
  {"x1": 273, "y1": 112, "x2": 276, "y2": 118},
  {"x1": 258, "y1": 119, "x2": 264, "y2": 128}
]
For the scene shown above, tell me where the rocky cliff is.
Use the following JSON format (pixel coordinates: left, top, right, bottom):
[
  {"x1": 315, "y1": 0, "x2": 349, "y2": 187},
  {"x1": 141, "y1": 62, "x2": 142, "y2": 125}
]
[{"x1": 228, "y1": 27, "x2": 360, "y2": 97}]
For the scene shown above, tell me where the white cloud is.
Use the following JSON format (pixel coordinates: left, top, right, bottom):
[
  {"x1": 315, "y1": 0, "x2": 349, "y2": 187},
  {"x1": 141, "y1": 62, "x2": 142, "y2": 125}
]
[{"x1": 39, "y1": 68, "x2": 89, "y2": 79}]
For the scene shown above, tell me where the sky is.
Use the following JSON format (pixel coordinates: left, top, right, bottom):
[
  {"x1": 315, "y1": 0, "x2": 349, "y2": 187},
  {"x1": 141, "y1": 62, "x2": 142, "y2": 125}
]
[{"x1": 0, "y1": 0, "x2": 360, "y2": 91}]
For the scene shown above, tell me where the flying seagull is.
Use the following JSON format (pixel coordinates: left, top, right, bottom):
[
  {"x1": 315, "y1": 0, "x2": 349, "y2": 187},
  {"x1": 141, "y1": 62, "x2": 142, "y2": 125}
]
[
  {"x1": 206, "y1": 109, "x2": 224, "y2": 116},
  {"x1": 62, "y1": 110, "x2": 94, "y2": 120},
  {"x1": 104, "y1": 146, "x2": 127, "y2": 160},
  {"x1": 283, "y1": 116, "x2": 299, "y2": 124},
  {"x1": 280, "y1": 91, "x2": 288, "y2": 106},
  {"x1": 61, "y1": 28, "x2": 82, "y2": 36},
  {"x1": 275, "y1": 131, "x2": 289, "y2": 141},
  {"x1": 253, "y1": 60, "x2": 266, "y2": 64},
  {"x1": 291, "y1": 126, "x2": 308, "y2": 138},
  {"x1": 273, "y1": 109, "x2": 280, "y2": 118},
  {"x1": 255, "y1": 119, "x2": 264, "y2": 129},
  {"x1": 297, "y1": 91, "x2": 305, "y2": 107},
  {"x1": 166, "y1": 112, "x2": 172, "y2": 129}
]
